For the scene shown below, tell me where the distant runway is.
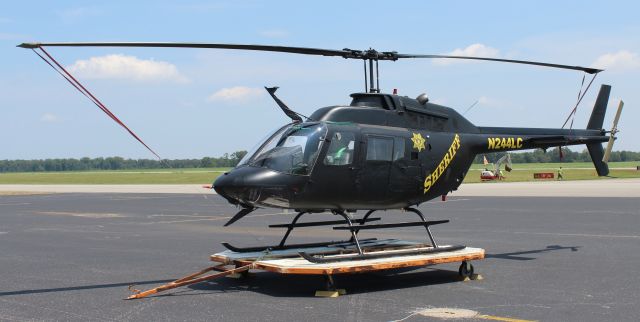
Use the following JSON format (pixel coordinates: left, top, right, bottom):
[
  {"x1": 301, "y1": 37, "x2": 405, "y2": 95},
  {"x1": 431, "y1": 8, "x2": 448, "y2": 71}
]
[
  {"x1": 0, "y1": 191, "x2": 638, "y2": 321},
  {"x1": 1, "y1": 178, "x2": 639, "y2": 197},
  {"x1": 454, "y1": 178, "x2": 640, "y2": 197}
]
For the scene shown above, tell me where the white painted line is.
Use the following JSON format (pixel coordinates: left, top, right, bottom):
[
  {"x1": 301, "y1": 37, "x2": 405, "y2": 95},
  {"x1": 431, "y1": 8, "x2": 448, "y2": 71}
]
[
  {"x1": 453, "y1": 178, "x2": 640, "y2": 197},
  {"x1": 0, "y1": 178, "x2": 638, "y2": 197}
]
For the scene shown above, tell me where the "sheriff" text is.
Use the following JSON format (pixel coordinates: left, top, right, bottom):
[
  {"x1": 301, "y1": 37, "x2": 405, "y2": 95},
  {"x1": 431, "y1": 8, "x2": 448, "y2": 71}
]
[{"x1": 424, "y1": 134, "x2": 461, "y2": 194}]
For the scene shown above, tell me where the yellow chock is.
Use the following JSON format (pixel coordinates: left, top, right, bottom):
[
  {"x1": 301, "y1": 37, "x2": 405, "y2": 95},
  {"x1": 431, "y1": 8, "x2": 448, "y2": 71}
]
[
  {"x1": 226, "y1": 273, "x2": 242, "y2": 279},
  {"x1": 461, "y1": 276, "x2": 471, "y2": 282},
  {"x1": 315, "y1": 290, "x2": 340, "y2": 298},
  {"x1": 337, "y1": 289, "x2": 347, "y2": 295}
]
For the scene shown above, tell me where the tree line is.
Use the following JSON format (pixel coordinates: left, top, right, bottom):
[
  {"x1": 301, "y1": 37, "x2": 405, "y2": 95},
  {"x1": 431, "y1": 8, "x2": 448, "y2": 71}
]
[
  {"x1": 1, "y1": 148, "x2": 638, "y2": 173},
  {"x1": 475, "y1": 147, "x2": 640, "y2": 164},
  {"x1": 0, "y1": 151, "x2": 247, "y2": 173}
]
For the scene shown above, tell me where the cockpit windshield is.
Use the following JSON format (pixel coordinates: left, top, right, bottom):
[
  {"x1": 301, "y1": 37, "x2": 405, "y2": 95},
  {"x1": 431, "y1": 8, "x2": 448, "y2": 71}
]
[{"x1": 237, "y1": 123, "x2": 327, "y2": 175}]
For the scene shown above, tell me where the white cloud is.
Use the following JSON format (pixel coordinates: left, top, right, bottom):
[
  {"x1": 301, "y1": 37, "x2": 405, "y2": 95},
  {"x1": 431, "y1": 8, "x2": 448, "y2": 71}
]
[
  {"x1": 478, "y1": 96, "x2": 492, "y2": 105},
  {"x1": 259, "y1": 29, "x2": 289, "y2": 38},
  {"x1": 591, "y1": 50, "x2": 640, "y2": 71},
  {"x1": 433, "y1": 43, "x2": 500, "y2": 65},
  {"x1": 40, "y1": 113, "x2": 59, "y2": 123},
  {"x1": 57, "y1": 7, "x2": 101, "y2": 22},
  {"x1": 67, "y1": 55, "x2": 188, "y2": 83},
  {"x1": 207, "y1": 86, "x2": 264, "y2": 102}
]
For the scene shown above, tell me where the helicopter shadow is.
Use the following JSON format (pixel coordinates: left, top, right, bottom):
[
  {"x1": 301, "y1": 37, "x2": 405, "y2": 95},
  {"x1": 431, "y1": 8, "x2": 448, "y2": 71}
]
[
  {"x1": 0, "y1": 246, "x2": 581, "y2": 299},
  {"x1": 173, "y1": 266, "x2": 464, "y2": 298},
  {"x1": 158, "y1": 244, "x2": 583, "y2": 298},
  {"x1": 486, "y1": 244, "x2": 581, "y2": 261}
]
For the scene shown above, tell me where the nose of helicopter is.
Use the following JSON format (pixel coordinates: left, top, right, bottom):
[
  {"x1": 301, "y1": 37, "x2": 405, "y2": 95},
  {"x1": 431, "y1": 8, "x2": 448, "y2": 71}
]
[
  {"x1": 213, "y1": 170, "x2": 245, "y2": 205},
  {"x1": 213, "y1": 166, "x2": 309, "y2": 208},
  {"x1": 213, "y1": 166, "x2": 281, "y2": 205}
]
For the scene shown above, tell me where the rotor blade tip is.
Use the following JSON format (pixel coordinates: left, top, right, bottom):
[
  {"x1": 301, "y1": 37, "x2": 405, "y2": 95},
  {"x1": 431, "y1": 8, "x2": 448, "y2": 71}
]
[
  {"x1": 18, "y1": 42, "x2": 40, "y2": 49},
  {"x1": 588, "y1": 68, "x2": 604, "y2": 74}
]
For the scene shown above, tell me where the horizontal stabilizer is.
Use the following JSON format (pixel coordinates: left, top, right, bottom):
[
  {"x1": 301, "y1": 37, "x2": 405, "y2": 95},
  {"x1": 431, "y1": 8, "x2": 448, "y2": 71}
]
[{"x1": 528, "y1": 135, "x2": 608, "y2": 146}]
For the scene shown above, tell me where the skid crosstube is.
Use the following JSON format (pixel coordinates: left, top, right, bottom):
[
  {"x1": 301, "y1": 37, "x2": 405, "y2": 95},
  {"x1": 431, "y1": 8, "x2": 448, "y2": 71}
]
[
  {"x1": 299, "y1": 244, "x2": 467, "y2": 263},
  {"x1": 333, "y1": 220, "x2": 449, "y2": 231},
  {"x1": 269, "y1": 217, "x2": 381, "y2": 228}
]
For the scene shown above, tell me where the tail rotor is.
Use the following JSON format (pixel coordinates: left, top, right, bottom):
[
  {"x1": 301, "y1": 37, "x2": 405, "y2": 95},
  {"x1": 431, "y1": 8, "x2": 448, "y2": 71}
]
[{"x1": 602, "y1": 100, "x2": 624, "y2": 163}]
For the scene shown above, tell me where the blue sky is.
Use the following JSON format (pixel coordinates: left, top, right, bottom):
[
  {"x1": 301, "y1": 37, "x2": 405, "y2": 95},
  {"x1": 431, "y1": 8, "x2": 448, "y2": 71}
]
[{"x1": 2, "y1": 1, "x2": 639, "y2": 159}]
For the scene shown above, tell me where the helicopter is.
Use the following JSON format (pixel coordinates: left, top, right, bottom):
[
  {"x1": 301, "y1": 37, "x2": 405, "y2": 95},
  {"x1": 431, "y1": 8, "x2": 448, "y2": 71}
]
[{"x1": 19, "y1": 42, "x2": 624, "y2": 261}]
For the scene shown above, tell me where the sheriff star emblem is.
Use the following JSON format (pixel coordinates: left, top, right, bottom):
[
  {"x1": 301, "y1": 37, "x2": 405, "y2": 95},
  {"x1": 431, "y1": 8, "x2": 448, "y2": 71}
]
[{"x1": 411, "y1": 133, "x2": 426, "y2": 152}]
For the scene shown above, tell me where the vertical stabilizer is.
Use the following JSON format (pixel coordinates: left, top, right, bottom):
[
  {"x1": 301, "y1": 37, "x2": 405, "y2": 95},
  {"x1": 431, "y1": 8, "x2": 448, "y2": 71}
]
[
  {"x1": 587, "y1": 84, "x2": 611, "y2": 130},
  {"x1": 586, "y1": 84, "x2": 611, "y2": 176}
]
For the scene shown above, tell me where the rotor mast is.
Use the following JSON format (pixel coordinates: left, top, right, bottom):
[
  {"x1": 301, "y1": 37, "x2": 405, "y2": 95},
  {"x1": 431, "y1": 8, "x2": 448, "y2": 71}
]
[{"x1": 355, "y1": 48, "x2": 396, "y2": 93}]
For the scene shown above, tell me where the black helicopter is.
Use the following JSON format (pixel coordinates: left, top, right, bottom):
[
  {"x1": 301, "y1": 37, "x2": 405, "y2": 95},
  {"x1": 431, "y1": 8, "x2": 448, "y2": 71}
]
[{"x1": 20, "y1": 42, "x2": 623, "y2": 261}]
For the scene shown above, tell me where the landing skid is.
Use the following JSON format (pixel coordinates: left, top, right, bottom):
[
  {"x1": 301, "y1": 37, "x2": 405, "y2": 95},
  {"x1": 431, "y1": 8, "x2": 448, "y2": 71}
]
[
  {"x1": 221, "y1": 207, "x2": 462, "y2": 262},
  {"x1": 221, "y1": 238, "x2": 378, "y2": 253}
]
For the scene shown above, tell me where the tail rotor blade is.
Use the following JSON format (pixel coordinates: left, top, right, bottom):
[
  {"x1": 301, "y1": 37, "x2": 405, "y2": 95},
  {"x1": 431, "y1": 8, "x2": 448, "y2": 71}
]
[
  {"x1": 602, "y1": 100, "x2": 624, "y2": 163},
  {"x1": 602, "y1": 137, "x2": 615, "y2": 163}
]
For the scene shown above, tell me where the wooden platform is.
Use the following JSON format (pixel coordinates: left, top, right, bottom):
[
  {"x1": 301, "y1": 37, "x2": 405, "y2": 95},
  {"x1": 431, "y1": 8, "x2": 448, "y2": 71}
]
[
  {"x1": 210, "y1": 239, "x2": 484, "y2": 275},
  {"x1": 126, "y1": 239, "x2": 485, "y2": 299}
]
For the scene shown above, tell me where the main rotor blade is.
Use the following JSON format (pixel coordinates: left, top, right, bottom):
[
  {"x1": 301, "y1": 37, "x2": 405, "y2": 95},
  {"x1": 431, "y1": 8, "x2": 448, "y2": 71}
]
[
  {"x1": 18, "y1": 42, "x2": 349, "y2": 57},
  {"x1": 18, "y1": 42, "x2": 601, "y2": 74},
  {"x1": 396, "y1": 54, "x2": 602, "y2": 74}
]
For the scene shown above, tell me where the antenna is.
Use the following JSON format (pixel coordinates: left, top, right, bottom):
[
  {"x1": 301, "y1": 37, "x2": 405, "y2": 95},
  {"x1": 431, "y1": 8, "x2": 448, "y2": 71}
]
[{"x1": 463, "y1": 100, "x2": 479, "y2": 115}]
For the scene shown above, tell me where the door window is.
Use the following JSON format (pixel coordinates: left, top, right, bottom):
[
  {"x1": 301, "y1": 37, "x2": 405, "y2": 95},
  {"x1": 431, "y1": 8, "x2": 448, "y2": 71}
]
[
  {"x1": 393, "y1": 137, "x2": 406, "y2": 161},
  {"x1": 366, "y1": 137, "x2": 394, "y2": 161},
  {"x1": 324, "y1": 132, "x2": 355, "y2": 165}
]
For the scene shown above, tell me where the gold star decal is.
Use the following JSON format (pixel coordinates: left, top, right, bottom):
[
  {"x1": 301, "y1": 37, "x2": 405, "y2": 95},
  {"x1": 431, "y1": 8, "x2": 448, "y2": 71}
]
[{"x1": 411, "y1": 133, "x2": 426, "y2": 152}]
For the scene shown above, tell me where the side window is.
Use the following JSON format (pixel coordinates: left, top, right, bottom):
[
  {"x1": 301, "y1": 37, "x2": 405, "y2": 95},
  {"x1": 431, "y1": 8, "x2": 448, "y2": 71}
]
[
  {"x1": 366, "y1": 137, "x2": 394, "y2": 161},
  {"x1": 393, "y1": 137, "x2": 405, "y2": 161},
  {"x1": 324, "y1": 132, "x2": 355, "y2": 165}
]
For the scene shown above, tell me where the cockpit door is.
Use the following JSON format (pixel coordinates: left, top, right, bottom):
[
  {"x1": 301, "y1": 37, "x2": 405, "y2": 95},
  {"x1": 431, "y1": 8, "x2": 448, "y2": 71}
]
[
  {"x1": 388, "y1": 134, "x2": 424, "y2": 203},
  {"x1": 357, "y1": 135, "x2": 393, "y2": 202},
  {"x1": 309, "y1": 130, "x2": 358, "y2": 207}
]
